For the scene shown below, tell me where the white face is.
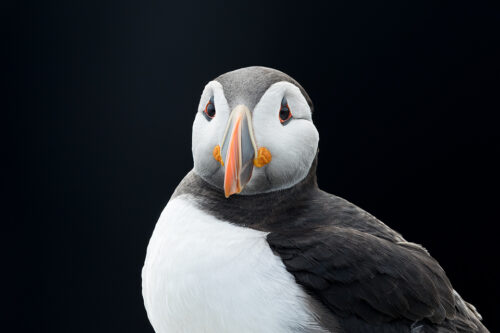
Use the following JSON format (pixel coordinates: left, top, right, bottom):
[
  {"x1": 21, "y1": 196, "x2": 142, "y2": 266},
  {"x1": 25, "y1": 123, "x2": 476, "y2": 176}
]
[{"x1": 192, "y1": 80, "x2": 319, "y2": 195}]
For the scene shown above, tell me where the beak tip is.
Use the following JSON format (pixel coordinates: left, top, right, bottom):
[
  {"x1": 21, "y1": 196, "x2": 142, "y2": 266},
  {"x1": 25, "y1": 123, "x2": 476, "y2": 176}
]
[{"x1": 224, "y1": 185, "x2": 243, "y2": 198}]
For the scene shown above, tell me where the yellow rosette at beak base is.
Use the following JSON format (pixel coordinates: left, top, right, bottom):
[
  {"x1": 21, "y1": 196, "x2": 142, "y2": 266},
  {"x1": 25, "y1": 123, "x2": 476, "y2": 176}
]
[
  {"x1": 213, "y1": 145, "x2": 271, "y2": 168},
  {"x1": 253, "y1": 147, "x2": 272, "y2": 168},
  {"x1": 213, "y1": 145, "x2": 224, "y2": 166}
]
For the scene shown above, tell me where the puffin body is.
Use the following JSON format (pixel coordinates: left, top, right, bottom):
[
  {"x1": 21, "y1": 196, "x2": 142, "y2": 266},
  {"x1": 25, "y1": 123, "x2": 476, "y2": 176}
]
[
  {"x1": 142, "y1": 191, "x2": 328, "y2": 333},
  {"x1": 142, "y1": 67, "x2": 488, "y2": 332}
]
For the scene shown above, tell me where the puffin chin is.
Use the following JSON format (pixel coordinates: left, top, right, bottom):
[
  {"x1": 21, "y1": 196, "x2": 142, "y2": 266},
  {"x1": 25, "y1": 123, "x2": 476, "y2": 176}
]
[
  {"x1": 195, "y1": 168, "x2": 267, "y2": 196},
  {"x1": 193, "y1": 165, "x2": 270, "y2": 197},
  {"x1": 231, "y1": 167, "x2": 273, "y2": 196},
  {"x1": 198, "y1": 164, "x2": 306, "y2": 197}
]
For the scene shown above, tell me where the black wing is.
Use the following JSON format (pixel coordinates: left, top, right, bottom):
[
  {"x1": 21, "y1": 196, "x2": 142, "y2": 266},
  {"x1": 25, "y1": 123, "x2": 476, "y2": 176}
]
[{"x1": 267, "y1": 225, "x2": 457, "y2": 328}]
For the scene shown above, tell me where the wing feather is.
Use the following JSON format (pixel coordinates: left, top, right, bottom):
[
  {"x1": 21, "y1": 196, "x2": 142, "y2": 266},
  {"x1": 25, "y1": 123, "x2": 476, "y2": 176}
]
[{"x1": 267, "y1": 226, "x2": 455, "y2": 325}]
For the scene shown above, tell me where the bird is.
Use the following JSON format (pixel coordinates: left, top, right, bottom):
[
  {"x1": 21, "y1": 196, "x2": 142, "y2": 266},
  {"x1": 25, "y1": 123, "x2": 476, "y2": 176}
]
[{"x1": 142, "y1": 66, "x2": 488, "y2": 333}]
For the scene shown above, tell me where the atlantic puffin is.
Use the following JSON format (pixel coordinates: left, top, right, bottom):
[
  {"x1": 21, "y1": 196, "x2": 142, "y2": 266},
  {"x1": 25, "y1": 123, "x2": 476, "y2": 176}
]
[{"x1": 142, "y1": 66, "x2": 488, "y2": 333}]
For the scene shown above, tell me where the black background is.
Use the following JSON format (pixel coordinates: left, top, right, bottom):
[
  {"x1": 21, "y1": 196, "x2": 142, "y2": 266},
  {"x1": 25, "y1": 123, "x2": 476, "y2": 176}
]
[{"x1": 7, "y1": 0, "x2": 500, "y2": 332}]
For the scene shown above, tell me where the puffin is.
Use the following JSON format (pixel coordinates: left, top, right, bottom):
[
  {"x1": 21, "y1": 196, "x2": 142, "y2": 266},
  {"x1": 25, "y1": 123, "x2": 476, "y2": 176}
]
[{"x1": 142, "y1": 66, "x2": 488, "y2": 333}]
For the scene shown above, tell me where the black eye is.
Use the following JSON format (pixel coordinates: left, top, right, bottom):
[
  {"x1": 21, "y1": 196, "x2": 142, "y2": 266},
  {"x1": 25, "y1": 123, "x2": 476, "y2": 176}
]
[
  {"x1": 203, "y1": 96, "x2": 216, "y2": 120},
  {"x1": 279, "y1": 97, "x2": 292, "y2": 125}
]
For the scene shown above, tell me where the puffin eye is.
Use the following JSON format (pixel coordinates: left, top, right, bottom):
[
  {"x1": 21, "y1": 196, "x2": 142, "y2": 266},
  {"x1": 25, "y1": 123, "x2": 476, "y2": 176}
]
[
  {"x1": 203, "y1": 96, "x2": 216, "y2": 120},
  {"x1": 279, "y1": 97, "x2": 292, "y2": 125}
]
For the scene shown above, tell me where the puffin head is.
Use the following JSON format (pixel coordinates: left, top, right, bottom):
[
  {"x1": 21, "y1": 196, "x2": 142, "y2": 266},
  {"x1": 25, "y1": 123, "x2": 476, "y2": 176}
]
[{"x1": 192, "y1": 66, "x2": 319, "y2": 197}]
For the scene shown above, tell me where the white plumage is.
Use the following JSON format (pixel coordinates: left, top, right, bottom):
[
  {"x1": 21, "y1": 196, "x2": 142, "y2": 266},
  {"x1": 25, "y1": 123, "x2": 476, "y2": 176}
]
[{"x1": 142, "y1": 195, "x2": 326, "y2": 333}]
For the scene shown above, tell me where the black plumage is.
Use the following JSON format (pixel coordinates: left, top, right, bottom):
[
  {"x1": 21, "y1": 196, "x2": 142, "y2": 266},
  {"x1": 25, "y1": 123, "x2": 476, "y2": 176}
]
[{"x1": 173, "y1": 156, "x2": 488, "y2": 332}]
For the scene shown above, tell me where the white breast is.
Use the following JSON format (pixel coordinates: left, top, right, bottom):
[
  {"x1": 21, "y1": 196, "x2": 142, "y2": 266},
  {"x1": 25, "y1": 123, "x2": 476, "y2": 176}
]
[{"x1": 142, "y1": 195, "x2": 325, "y2": 333}]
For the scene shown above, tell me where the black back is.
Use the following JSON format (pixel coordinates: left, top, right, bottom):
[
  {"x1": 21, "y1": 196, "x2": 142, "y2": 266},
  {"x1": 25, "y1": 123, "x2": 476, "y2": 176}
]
[{"x1": 172, "y1": 156, "x2": 488, "y2": 333}]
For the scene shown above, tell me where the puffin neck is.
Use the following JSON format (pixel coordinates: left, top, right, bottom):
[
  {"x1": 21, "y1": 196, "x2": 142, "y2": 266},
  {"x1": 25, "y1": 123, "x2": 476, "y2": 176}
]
[{"x1": 172, "y1": 154, "x2": 319, "y2": 230}]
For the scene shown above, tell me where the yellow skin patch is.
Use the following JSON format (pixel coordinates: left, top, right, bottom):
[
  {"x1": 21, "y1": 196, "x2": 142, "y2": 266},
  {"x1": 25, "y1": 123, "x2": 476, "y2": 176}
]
[
  {"x1": 212, "y1": 145, "x2": 272, "y2": 168},
  {"x1": 213, "y1": 145, "x2": 224, "y2": 166},
  {"x1": 253, "y1": 147, "x2": 272, "y2": 168}
]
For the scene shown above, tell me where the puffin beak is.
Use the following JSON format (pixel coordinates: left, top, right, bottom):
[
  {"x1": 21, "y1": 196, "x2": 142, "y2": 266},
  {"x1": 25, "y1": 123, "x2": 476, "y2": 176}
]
[{"x1": 220, "y1": 105, "x2": 258, "y2": 198}]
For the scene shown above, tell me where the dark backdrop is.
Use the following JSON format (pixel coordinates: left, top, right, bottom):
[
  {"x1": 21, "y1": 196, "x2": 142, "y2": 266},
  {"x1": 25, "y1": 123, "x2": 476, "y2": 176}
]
[{"x1": 7, "y1": 0, "x2": 499, "y2": 332}]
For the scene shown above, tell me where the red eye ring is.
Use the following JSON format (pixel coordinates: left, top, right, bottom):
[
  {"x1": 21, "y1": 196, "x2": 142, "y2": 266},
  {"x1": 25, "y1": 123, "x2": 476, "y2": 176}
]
[
  {"x1": 203, "y1": 97, "x2": 216, "y2": 119},
  {"x1": 279, "y1": 98, "x2": 292, "y2": 124}
]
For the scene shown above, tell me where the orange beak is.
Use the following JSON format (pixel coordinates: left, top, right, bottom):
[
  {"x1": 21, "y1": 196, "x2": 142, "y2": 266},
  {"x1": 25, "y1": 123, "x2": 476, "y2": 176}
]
[{"x1": 220, "y1": 105, "x2": 258, "y2": 198}]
